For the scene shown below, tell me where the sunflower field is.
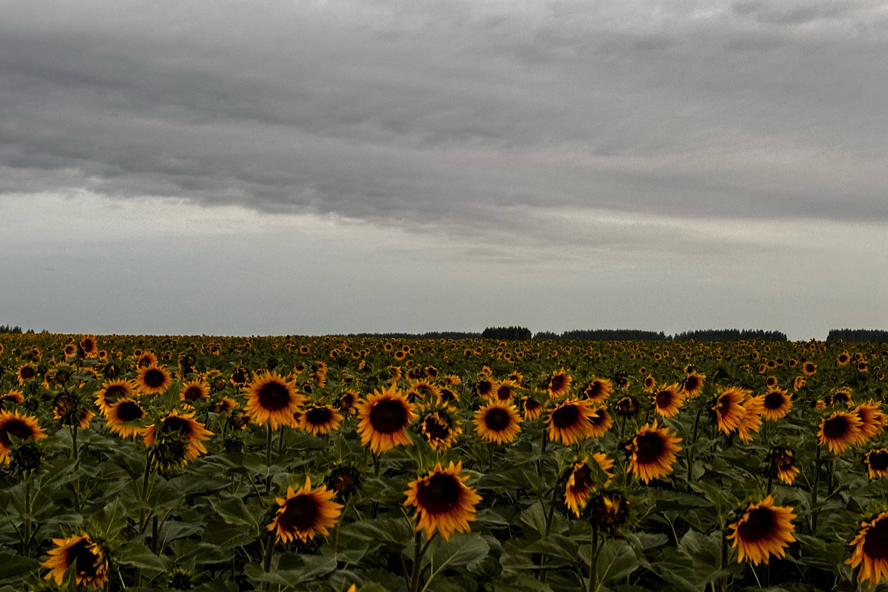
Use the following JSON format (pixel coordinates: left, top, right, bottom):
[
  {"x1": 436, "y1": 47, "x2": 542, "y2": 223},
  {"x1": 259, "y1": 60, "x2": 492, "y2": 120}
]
[{"x1": 2, "y1": 334, "x2": 888, "y2": 592}]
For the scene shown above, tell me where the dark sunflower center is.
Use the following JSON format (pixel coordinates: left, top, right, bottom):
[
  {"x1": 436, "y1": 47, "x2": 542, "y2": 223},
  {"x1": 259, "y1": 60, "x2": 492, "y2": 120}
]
[
  {"x1": 869, "y1": 450, "x2": 888, "y2": 472},
  {"x1": 525, "y1": 398, "x2": 542, "y2": 411},
  {"x1": 586, "y1": 383, "x2": 603, "y2": 398},
  {"x1": 684, "y1": 377, "x2": 700, "y2": 391},
  {"x1": 66, "y1": 539, "x2": 100, "y2": 578},
  {"x1": 105, "y1": 385, "x2": 127, "y2": 401},
  {"x1": 764, "y1": 392, "x2": 785, "y2": 410},
  {"x1": 571, "y1": 463, "x2": 594, "y2": 492},
  {"x1": 368, "y1": 399, "x2": 407, "y2": 434},
  {"x1": 550, "y1": 375, "x2": 566, "y2": 392},
  {"x1": 737, "y1": 507, "x2": 774, "y2": 543},
  {"x1": 496, "y1": 386, "x2": 512, "y2": 401},
  {"x1": 117, "y1": 401, "x2": 144, "y2": 422},
  {"x1": 182, "y1": 387, "x2": 204, "y2": 401},
  {"x1": 439, "y1": 389, "x2": 456, "y2": 403},
  {"x1": 161, "y1": 417, "x2": 192, "y2": 437},
  {"x1": 423, "y1": 416, "x2": 451, "y2": 440},
  {"x1": 20, "y1": 367, "x2": 36, "y2": 379},
  {"x1": 143, "y1": 369, "x2": 166, "y2": 389},
  {"x1": 0, "y1": 419, "x2": 35, "y2": 447},
  {"x1": 280, "y1": 495, "x2": 319, "y2": 531},
  {"x1": 340, "y1": 394, "x2": 355, "y2": 409},
  {"x1": 484, "y1": 408, "x2": 512, "y2": 432},
  {"x1": 257, "y1": 381, "x2": 291, "y2": 411},
  {"x1": 717, "y1": 395, "x2": 733, "y2": 417},
  {"x1": 416, "y1": 473, "x2": 461, "y2": 515},
  {"x1": 552, "y1": 404, "x2": 580, "y2": 429},
  {"x1": 655, "y1": 390, "x2": 673, "y2": 409},
  {"x1": 864, "y1": 519, "x2": 888, "y2": 559},
  {"x1": 476, "y1": 381, "x2": 493, "y2": 396},
  {"x1": 305, "y1": 406, "x2": 333, "y2": 426},
  {"x1": 635, "y1": 432, "x2": 665, "y2": 465},
  {"x1": 82, "y1": 340, "x2": 95, "y2": 353},
  {"x1": 823, "y1": 415, "x2": 850, "y2": 439},
  {"x1": 589, "y1": 410, "x2": 608, "y2": 427}
]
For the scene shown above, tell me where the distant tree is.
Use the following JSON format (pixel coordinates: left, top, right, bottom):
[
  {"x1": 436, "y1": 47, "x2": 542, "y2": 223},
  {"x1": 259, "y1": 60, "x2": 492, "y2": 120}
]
[
  {"x1": 559, "y1": 329, "x2": 667, "y2": 341},
  {"x1": 670, "y1": 329, "x2": 787, "y2": 342},
  {"x1": 347, "y1": 331, "x2": 481, "y2": 339},
  {"x1": 0, "y1": 324, "x2": 24, "y2": 334},
  {"x1": 481, "y1": 326, "x2": 532, "y2": 341},
  {"x1": 532, "y1": 331, "x2": 561, "y2": 341},
  {"x1": 826, "y1": 329, "x2": 888, "y2": 344}
]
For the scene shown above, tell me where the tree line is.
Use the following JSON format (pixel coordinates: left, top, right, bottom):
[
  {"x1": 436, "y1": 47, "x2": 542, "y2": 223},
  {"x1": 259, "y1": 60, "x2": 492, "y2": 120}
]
[{"x1": 826, "y1": 329, "x2": 888, "y2": 343}]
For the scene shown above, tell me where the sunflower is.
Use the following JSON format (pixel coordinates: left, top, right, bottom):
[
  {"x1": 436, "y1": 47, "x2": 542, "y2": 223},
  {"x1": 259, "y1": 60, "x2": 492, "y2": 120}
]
[
  {"x1": 299, "y1": 404, "x2": 343, "y2": 435},
  {"x1": 792, "y1": 376, "x2": 807, "y2": 391},
  {"x1": 408, "y1": 379, "x2": 441, "y2": 402},
  {"x1": 865, "y1": 449, "x2": 888, "y2": 479},
  {"x1": 474, "y1": 401, "x2": 522, "y2": 445},
  {"x1": 0, "y1": 389, "x2": 24, "y2": 405},
  {"x1": 210, "y1": 397, "x2": 238, "y2": 414},
  {"x1": 520, "y1": 395, "x2": 544, "y2": 420},
  {"x1": 16, "y1": 363, "x2": 38, "y2": 385},
  {"x1": 564, "y1": 453, "x2": 614, "y2": 517},
  {"x1": 546, "y1": 399, "x2": 598, "y2": 446},
  {"x1": 474, "y1": 378, "x2": 495, "y2": 399},
  {"x1": 244, "y1": 371, "x2": 304, "y2": 430},
  {"x1": 614, "y1": 395, "x2": 639, "y2": 417},
  {"x1": 642, "y1": 375, "x2": 656, "y2": 391},
  {"x1": 712, "y1": 387, "x2": 749, "y2": 435},
  {"x1": 64, "y1": 343, "x2": 77, "y2": 358},
  {"x1": 737, "y1": 395, "x2": 764, "y2": 443},
  {"x1": 626, "y1": 420, "x2": 682, "y2": 483},
  {"x1": 547, "y1": 369, "x2": 573, "y2": 398},
  {"x1": 818, "y1": 411, "x2": 863, "y2": 454},
  {"x1": 419, "y1": 409, "x2": 462, "y2": 452},
  {"x1": 94, "y1": 380, "x2": 133, "y2": 415},
  {"x1": 0, "y1": 410, "x2": 46, "y2": 463},
  {"x1": 403, "y1": 461, "x2": 482, "y2": 542},
  {"x1": 582, "y1": 378, "x2": 613, "y2": 404},
  {"x1": 848, "y1": 511, "x2": 888, "y2": 586},
  {"x1": 338, "y1": 390, "x2": 360, "y2": 415},
  {"x1": 356, "y1": 384, "x2": 416, "y2": 454},
  {"x1": 802, "y1": 361, "x2": 817, "y2": 376},
  {"x1": 494, "y1": 379, "x2": 518, "y2": 403},
  {"x1": 837, "y1": 351, "x2": 851, "y2": 366},
  {"x1": 652, "y1": 384, "x2": 684, "y2": 418},
  {"x1": 761, "y1": 389, "x2": 793, "y2": 420},
  {"x1": 770, "y1": 448, "x2": 799, "y2": 485},
  {"x1": 855, "y1": 401, "x2": 887, "y2": 442},
  {"x1": 180, "y1": 380, "x2": 210, "y2": 404},
  {"x1": 135, "y1": 351, "x2": 157, "y2": 368},
  {"x1": 268, "y1": 476, "x2": 343, "y2": 543},
  {"x1": 41, "y1": 533, "x2": 109, "y2": 588},
  {"x1": 727, "y1": 496, "x2": 796, "y2": 565},
  {"x1": 105, "y1": 398, "x2": 147, "y2": 438},
  {"x1": 587, "y1": 405, "x2": 613, "y2": 438},
  {"x1": 52, "y1": 392, "x2": 95, "y2": 429},
  {"x1": 135, "y1": 364, "x2": 172, "y2": 396},
  {"x1": 830, "y1": 388, "x2": 854, "y2": 407},
  {"x1": 79, "y1": 336, "x2": 98, "y2": 358},
  {"x1": 144, "y1": 409, "x2": 213, "y2": 462}
]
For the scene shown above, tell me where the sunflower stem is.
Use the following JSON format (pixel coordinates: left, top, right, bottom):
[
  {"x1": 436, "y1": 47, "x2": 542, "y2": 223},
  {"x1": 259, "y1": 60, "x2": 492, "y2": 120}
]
[
  {"x1": 265, "y1": 423, "x2": 274, "y2": 496},
  {"x1": 23, "y1": 475, "x2": 32, "y2": 557},
  {"x1": 409, "y1": 530, "x2": 428, "y2": 592},
  {"x1": 811, "y1": 445, "x2": 821, "y2": 536},
  {"x1": 262, "y1": 532, "x2": 275, "y2": 590},
  {"x1": 151, "y1": 515, "x2": 159, "y2": 554},
  {"x1": 70, "y1": 424, "x2": 78, "y2": 461},
  {"x1": 537, "y1": 430, "x2": 548, "y2": 478},
  {"x1": 686, "y1": 408, "x2": 702, "y2": 492},
  {"x1": 278, "y1": 425, "x2": 286, "y2": 454},
  {"x1": 587, "y1": 527, "x2": 600, "y2": 592}
]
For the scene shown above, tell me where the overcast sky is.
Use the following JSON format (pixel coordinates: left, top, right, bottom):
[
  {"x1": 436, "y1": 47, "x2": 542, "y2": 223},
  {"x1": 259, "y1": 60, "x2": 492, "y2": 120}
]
[{"x1": 2, "y1": 0, "x2": 888, "y2": 340}]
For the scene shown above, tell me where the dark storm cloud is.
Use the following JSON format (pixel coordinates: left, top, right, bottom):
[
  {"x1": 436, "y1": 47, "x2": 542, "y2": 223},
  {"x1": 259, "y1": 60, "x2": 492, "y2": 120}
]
[{"x1": 3, "y1": 0, "x2": 888, "y2": 241}]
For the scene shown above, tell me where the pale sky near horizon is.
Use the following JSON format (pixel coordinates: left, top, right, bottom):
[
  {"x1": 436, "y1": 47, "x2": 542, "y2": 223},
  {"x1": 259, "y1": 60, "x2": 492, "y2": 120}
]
[{"x1": 3, "y1": 1, "x2": 888, "y2": 340}]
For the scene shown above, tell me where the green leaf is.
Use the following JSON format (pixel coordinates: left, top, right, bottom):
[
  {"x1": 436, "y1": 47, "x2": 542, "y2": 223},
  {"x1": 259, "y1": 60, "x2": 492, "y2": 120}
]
[
  {"x1": 89, "y1": 498, "x2": 127, "y2": 539},
  {"x1": 208, "y1": 497, "x2": 260, "y2": 534},
  {"x1": 118, "y1": 542, "x2": 168, "y2": 571},
  {"x1": 0, "y1": 553, "x2": 40, "y2": 584},
  {"x1": 423, "y1": 533, "x2": 490, "y2": 590},
  {"x1": 522, "y1": 534, "x2": 578, "y2": 563},
  {"x1": 596, "y1": 539, "x2": 639, "y2": 583}
]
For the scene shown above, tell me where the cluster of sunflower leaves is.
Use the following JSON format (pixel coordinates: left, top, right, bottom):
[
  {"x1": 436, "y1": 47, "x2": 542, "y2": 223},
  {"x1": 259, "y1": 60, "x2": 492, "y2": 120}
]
[{"x1": 1, "y1": 333, "x2": 888, "y2": 592}]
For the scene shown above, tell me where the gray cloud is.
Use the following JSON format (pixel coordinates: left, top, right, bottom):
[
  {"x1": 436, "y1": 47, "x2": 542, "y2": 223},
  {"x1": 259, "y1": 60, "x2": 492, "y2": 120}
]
[{"x1": 3, "y1": 0, "x2": 888, "y2": 247}]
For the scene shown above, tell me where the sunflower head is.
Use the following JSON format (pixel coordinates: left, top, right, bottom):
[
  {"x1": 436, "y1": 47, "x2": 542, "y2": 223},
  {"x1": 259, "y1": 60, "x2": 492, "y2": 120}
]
[
  {"x1": 865, "y1": 448, "x2": 888, "y2": 479},
  {"x1": 105, "y1": 398, "x2": 147, "y2": 438},
  {"x1": 626, "y1": 420, "x2": 682, "y2": 484},
  {"x1": 563, "y1": 452, "x2": 615, "y2": 517},
  {"x1": 244, "y1": 371, "x2": 304, "y2": 430},
  {"x1": 546, "y1": 399, "x2": 597, "y2": 446},
  {"x1": 547, "y1": 369, "x2": 573, "y2": 398},
  {"x1": 727, "y1": 496, "x2": 796, "y2": 565},
  {"x1": 52, "y1": 391, "x2": 95, "y2": 429},
  {"x1": 848, "y1": 511, "x2": 888, "y2": 587},
  {"x1": 652, "y1": 384, "x2": 684, "y2": 418},
  {"x1": 582, "y1": 378, "x2": 613, "y2": 404},
  {"x1": 614, "y1": 395, "x2": 639, "y2": 418},
  {"x1": 41, "y1": 533, "x2": 110, "y2": 589},
  {"x1": 474, "y1": 401, "x2": 522, "y2": 445},
  {"x1": 167, "y1": 567, "x2": 194, "y2": 591},
  {"x1": 136, "y1": 364, "x2": 173, "y2": 396},
  {"x1": 761, "y1": 389, "x2": 793, "y2": 420},
  {"x1": 0, "y1": 410, "x2": 47, "y2": 464},
  {"x1": 299, "y1": 404, "x2": 344, "y2": 436},
  {"x1": 589, "y1": 490, "x2": 631, "y2": 533},
  {"x1": 356, "y1": 384, "x2": 416, "y2": 454},
  {"x1": 326, "y1": 464, "x2": 362, "y2": 500},
  {"x1": 711, "y1": 387, "x2": 749, "y2": 435},
  {"x1": 403, "y1": 461, "x2": 482, "y2": 542},
  {"x1": 418, "y1": 407, "x2": 463, "y2": 452},
  {"x1": 267, "y1": 476, "x2": 343, "y2": 543},
  {"x1": 818, "y1": 411, "x2": 864, "y2": 454},
  {"x1": 9, "y1": 439, "x2": 45, "y2": 476},
  {"x1": 769, "y1": 447, "x2": 799, "y2": 485}
]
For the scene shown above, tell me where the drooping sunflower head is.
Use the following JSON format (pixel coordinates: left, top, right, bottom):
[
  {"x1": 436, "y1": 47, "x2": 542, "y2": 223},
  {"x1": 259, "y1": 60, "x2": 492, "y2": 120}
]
[
  {"x1": 0, "y1": 389, "x2": 25, "y2": 406},
  {"x1": 244, "y1": 371, "x2": 304, "y2": 430},
  {"x1": 614, "y1": 395, "x2": 639, "y2": 418},
  {"x1": 761, "y1": 389, "x2": 793, "y2": 420},
  {"x1": 9, "y1": 439, "x2": 45, "y2": 476},
  {"x1": 79, "y1": 336, "x2": 98, "y2": 358},
  {"x1": 326, "y1": 464, "x2": 362, "y2": 500},
  {"x1": 547, "y1": 369, "x2": 573, "y2": 398},
  {"x1": 52, "y1": 391, "x2": 95, "y2": 429},
  {"x1": 0, "y1": 410, "x2": 47, "y2": 463},
  {"x1": 727, "y1": 496, "x2": 796, "y2": 565},
  {"x1": 855, "y1": 402, "x2": 887, "y2": 442},
  {"x1": 267, "y1": 476, "x2": 344, "y2": 543},
  {"x1": 830, "y1": 388, "x2": 854, "y2": 407},
  {"x1": 582, "y1": 378, "x2": 613, "y2": 404},
  {"x1": 564, "y1": 452, "x2": 614, "y2": 517},
  {"x1": 770, "y1": 447, "x2": 799, "y2": 485},
  {"x1": 865, "y1": 449, "x2": 888, "y2": 479},
  {"x1": 474, "y1": 401, "x2": 522, "y2": 445},
  {"x1": 626, "y1": 420, "x2": 682, "y2": 484},
  {"x1": 41, "y1": 533, "x2": 109, "y2": 589},
  {"x1": 847, "y1": 511, "x2": 888, "y2": 587},
  {"x1": 144, "y1": 409, "x2": 213, "y2": 466},
  {"x1": 589, "y1": 491, "x2": 631, "y2": 533},
  {"x1": 818, "y1": 411, "x2": 864, "y2": 454},
  {"x1": 711, "y1": 387, "x2": 749, "y2": 435},
  {"x1": 299, "y1": 404, "x2": 344, "y2": 436},
  {"x1": 403, "y1": 460, "x2": 482, "y2": 542},
  {"x1": 652, "y1": 384, "x2": 684, "y2": 418},
  {"x1": 210, "y1": 396, "x2": 237, "y2": 415},
  {"x1": 105, "y1": 396, "x2": 148, "y2": 438},
  {"x1": 737, "y1": 395, "x2": 765, "y2": 443},
  {"x1": 356, "y1": 384, "x2": 416, "y2": 454},
  {"x1": 587, "y1": 405, "x2": 613, "y2": 438}
]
